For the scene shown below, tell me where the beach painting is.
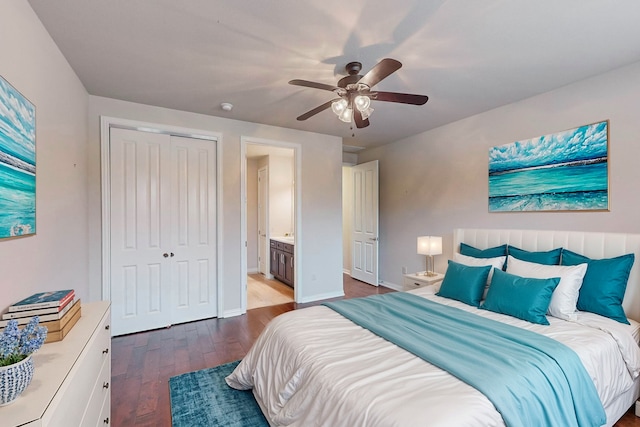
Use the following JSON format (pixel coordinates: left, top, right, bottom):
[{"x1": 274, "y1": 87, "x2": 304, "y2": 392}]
[
  {"x1": 489, "y1": 120, "x2": 609, "y2": 212},
  {"x1": 0, "y1": 75, "x2": 36, "y2": 238}
]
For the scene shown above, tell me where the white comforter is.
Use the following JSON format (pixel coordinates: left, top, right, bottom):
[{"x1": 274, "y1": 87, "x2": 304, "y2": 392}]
[{"x1": 226, "y1": 287, "x2": 640, "y2": 427}]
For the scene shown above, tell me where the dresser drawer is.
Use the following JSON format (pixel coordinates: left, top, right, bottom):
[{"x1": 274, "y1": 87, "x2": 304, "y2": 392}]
[
  {"x1": 80, "y1": 353, "x2": 111, "y2": 426},
  {"x1": 97, "y1": 388, "x2": 112, "y2": 427},
  {"x1": 403, "y1": 276, "x2": 429, "y2": 289},
  {"x1": 43, "y1": 309, "x2": 111, "y2": 426}
]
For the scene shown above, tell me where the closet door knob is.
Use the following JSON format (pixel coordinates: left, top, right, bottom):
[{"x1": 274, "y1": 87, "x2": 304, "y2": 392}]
[
  {"x1": 163, "y1": 253, "x2": 169, "y2": 258},
  {"x1": 170, "y1": 252, "x2": 174, "y2": 257}
]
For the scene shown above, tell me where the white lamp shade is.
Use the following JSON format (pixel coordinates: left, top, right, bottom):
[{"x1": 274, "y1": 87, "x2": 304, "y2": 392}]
[
  {"x1": 338, "y1": 107, "x2": 353, "y2": 123},
  {"x1": 360, "y1": 107, "x2": 374, "y2": 120},
  {"x1": 354, "y1": 95, "x2": 371, "y2": 111},
  {"x1": 331, "y1": 99, "x2": 348, "y2": 115},
  {"x1": 417, "y1": 236, "x2": 442, "y2": 256}
]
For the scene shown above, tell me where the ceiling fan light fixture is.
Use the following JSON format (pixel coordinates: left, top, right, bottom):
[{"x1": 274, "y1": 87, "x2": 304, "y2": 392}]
[
  {"x1": 331, "y1": 98, "x2": 348, "y2": 115},
  {"x1": 354, "y1": 95, "x2": 371, "y2": 112},
  {"x1": 338, "y1": 107, "x2": 353, "y2": 123},
  {"x1": 360, "y1": 107, "x2": 374, "y2": 120},
  {"x1": 289, "y1": 58, "x2": 427, "y2": 128}
]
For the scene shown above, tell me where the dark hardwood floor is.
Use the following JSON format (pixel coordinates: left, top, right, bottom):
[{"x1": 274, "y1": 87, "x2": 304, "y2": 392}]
[
  {"x1": 111, "y1": 275, "x2": 640, "y2": 426},
  {"x1": 110, "y1": 274, "x2": 394, "y2": 426}
]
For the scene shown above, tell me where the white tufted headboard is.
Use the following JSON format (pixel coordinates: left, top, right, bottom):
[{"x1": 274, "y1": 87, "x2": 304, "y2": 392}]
[{"x1": 453, "y1": 228, "x2": 640, "y2": 322}]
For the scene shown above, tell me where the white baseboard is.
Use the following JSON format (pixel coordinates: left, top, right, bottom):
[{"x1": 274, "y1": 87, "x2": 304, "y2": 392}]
[
  {"x1": 221, "y1": 308, "x2": 245, "y2": 318},
  {"x1": 247, "y1": 267, "x2": 259, "y2": 274},
  {"x1": 379, "y1": 280, "x2": 402, "y2": 291},
  {"x1": 298, "y1": 290, "x2": 345, "y2": 304},
  {"x1": 342, "y1": 268, "x2": 351, "y2": 275}
]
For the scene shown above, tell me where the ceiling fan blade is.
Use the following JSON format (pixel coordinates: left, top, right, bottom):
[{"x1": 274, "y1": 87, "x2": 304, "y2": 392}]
[
  {"x1": 353, "y1": 108, "x2": 370, "y2": 129},
  {"x1": 296, "y1": 99, "x2": 339, "y2": 121},
  {"x1": 289, "y1": 79, "x2": 341, "y2": 92},
  {"x1": 358, "y1": 58, "x2": 402, "y2": 89},
  {"x1": 371, "y1": 91, "x2": 429, "y2": 105}
]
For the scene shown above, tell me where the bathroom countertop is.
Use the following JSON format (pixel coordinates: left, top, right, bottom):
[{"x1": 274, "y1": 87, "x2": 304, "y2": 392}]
[{"x1": 271, "y1": 236, "x2": 295, "y2": 244}]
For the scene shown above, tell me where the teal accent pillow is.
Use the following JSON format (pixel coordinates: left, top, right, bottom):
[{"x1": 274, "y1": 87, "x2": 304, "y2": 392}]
[
  {"x1": 508, "y1": 246, "x2": 562, "y2": 265},
  {"x1": 460, "y1": 243, "x2": 508, "y2": 259},
  {"x1": 561, "y1": 249, "x2": 634, "y2": 324},
  {"x1": 437, "y1": 261, "x2": 491, "y2": 307},
  {"x1": 481, "y1": 269, "x2": 560, "y2": 325}
]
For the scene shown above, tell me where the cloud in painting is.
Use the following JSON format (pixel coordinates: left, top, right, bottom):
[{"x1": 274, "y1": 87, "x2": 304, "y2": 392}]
[
  {"x1": 489, "y1": 121, "x2": 608, "y2": 173},
  {"x1": 0, "y1": 77, "x2": 36, "y2": 166}
]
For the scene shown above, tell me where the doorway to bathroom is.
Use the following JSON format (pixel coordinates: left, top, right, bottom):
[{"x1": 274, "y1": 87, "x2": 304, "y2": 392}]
[{"x1": 241, "y1": 138, "x2": 299, "y2": 311}]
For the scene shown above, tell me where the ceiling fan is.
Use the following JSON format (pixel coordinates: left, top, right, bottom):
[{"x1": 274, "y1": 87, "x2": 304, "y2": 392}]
[{"x1": 289, "y1": 58, "x2": 429, "y2": 129}]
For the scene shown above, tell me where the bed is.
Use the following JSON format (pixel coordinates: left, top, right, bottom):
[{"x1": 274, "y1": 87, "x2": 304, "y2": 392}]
[{"x1": 226, "y1": 229, "x2": 640, "y2": 426}]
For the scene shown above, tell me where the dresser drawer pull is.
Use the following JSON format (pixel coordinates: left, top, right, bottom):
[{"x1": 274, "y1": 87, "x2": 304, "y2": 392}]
[
  {"x1": 102, "y1": 348, "x2": 109, "y2": 354},
  {"x1": 105, "y1": 324, "x2": 110, "y2": 330},
  {"x1": 103, "y1": 382, "x2": 110, "y2": 389},
  {"x1": 413, "y1": 282, "x2": 421, "y2": 286},
  {"x1": 104, "y1": 417, "x2": 110, "y2": 424}
]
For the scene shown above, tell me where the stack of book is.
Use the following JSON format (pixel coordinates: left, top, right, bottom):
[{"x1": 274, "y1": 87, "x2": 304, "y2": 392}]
[{"x1": 0, "y1": 289, "x2": 82, "y2": 343}]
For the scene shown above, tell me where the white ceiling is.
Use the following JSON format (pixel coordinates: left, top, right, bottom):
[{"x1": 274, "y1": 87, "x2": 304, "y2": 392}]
[{"x1": 27, "y1": 0, "x2": 640, "y2": 149}]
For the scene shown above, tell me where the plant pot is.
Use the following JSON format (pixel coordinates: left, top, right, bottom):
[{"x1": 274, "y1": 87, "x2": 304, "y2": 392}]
[{"x1": 0, "y1": 355, "x2": 34, "y2": 406}]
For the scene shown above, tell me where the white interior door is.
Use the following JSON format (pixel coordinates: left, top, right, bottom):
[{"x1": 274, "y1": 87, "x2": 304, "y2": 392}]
[
  {"x1": 110, "y1": 128, "x2": 172, "y2": 335},
  {"x1": 109, "y1": 128, "x2": 217, "y2": 335},
  {"x1": 258, "y1": 166, "x2": 268, "y2": 276},
  {"x1": 351, "y1": 160, "x2": 379, "y2": 285},
  {"x1": 170, "y1": 136, "x2": 217, "y2": 325}
]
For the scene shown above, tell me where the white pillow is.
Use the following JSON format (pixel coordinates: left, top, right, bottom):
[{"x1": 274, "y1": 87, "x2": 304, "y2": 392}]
[
  {"x1": 506, "y1": 255, "x2": 587, "y2": 321},
  {"x1": 453, "y1": 253, "x2": 506, "y2": 286}
]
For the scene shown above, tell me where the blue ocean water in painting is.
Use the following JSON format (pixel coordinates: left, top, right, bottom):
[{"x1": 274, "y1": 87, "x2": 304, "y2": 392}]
[
  {"x1": 489, "y1": 162, "x2": 608, "y2": 211},
  {"x1": 0, "y1": 76, "x2": 36, "y2": 237},
  {"x1": 489, "y1": 121, "x2": 608, "y2": 211},
  {"x1": 0, "y1": 162, "x2": 35, "y2": 236}
]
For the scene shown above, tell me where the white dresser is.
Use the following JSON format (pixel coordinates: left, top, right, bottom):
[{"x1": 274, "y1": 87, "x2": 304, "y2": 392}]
[{"x1": 1, "y1": 301, "x2": 111, "y2": 426}]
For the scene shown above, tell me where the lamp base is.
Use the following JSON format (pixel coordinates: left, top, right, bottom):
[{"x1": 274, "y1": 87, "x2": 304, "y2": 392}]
[{"x1": 422, "y1": 271, "x2": 438, "y2": 277}]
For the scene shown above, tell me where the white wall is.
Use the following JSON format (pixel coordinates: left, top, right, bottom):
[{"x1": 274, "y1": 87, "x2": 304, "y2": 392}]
[
  {"x1": 269, "y1": 155, "x2": 294, "y2": 237},
  {"x1": 0, "y1": 2, "x2": 89, "y2": 310},
  {"x1": 359, "y1": 60, "x2": 640, "y2": 288},
  {"x1": 87, "y1": 96, "x2": 344, "y2": 314}
]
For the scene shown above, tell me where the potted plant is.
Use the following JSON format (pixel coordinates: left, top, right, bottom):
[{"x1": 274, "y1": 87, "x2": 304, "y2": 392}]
[{"x1": 0, "y1": 317, "x2": 47, "y2": 405}]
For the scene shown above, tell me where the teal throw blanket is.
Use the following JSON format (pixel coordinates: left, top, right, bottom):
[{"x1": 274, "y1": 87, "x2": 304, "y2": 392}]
[{"x1": 324, "y1": 293, "x2": 606, "y2": 427}]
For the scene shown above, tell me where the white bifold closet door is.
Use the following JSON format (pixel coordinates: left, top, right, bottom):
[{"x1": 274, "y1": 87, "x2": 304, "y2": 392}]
[{"x1": 109, "y1": 128, "x2": 217, "y2": 336}]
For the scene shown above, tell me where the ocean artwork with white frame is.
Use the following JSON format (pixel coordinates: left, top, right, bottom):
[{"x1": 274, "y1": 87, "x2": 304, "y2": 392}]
[
  {"x1": 488, "y1": 120, "x2": 608, "y2": 212},
  {"x1": 0, "y1": 75, "x2": 36, "y2": 238}
]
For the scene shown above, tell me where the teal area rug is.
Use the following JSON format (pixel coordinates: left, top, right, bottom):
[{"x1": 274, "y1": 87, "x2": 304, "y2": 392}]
[{"x1": 169, "y1": 360, "x2": 269, "y2": 427}]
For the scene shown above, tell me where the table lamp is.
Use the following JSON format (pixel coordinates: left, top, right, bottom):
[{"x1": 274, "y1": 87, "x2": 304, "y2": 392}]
[{"x1": 417, "y1": 236, "x2": 442, "y2": 276}]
